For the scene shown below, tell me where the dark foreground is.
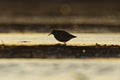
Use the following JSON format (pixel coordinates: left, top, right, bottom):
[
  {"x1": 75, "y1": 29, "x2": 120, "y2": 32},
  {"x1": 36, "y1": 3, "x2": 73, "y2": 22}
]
[{"x1": 0, "y1": 44, "x2": 120, "y2": 58}]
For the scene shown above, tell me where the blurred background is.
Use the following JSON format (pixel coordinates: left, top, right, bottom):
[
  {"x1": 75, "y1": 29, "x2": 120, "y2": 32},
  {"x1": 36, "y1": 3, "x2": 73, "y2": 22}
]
[
  {"x1": 0, "y1": 0, "x2": 120, "y2": 33},
  {"x1": 0, "y1": 1, "x2": 119, "y2": 80}
]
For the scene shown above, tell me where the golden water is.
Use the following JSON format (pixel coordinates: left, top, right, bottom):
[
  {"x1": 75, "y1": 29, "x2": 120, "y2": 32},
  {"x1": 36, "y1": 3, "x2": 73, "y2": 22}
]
[
  {"x1": 0, "y1": 33, "x2": 120, "y2": 80},
  {"x1": 0, "y1": 59, "x2": 120, "y2": 80},
  {"x1": 0, "y1": 33, "x2": 120, "y2": 46}
]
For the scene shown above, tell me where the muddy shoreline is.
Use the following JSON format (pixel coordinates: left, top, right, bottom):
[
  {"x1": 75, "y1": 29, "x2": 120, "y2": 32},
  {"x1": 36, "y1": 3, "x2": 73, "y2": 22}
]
[{"x1": 0, "y1": 44, "x2": 119, "y2": 58}]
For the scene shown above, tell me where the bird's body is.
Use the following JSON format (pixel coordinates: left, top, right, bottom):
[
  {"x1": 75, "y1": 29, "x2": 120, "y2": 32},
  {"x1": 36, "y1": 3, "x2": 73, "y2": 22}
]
[{"x1": 49, "y1": 29, "x2": 76, "y2": 45}]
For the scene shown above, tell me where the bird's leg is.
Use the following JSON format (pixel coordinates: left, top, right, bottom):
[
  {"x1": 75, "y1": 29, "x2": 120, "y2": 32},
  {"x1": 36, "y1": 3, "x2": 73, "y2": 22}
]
[{"x1": 64, "y1": 42, "x2": 66, "y2": 46}]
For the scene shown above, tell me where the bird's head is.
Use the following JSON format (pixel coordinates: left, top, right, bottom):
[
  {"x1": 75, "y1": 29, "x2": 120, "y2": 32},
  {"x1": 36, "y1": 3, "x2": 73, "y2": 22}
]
[{"x1": 48, "y1": 29, "x2": 56, "y2": 36}]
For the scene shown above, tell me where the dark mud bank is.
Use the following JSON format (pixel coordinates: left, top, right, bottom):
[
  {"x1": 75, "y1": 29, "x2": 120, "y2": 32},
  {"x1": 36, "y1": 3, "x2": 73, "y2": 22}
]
[{"x1": 0, "y1": 44, "x2": 120, "y2": 58}]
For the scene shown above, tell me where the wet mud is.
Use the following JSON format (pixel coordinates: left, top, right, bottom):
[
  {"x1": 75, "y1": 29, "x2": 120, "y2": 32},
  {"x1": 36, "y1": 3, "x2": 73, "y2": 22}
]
[{"x1": 0, "y1": 44, "x2": 119, "y2": 58}]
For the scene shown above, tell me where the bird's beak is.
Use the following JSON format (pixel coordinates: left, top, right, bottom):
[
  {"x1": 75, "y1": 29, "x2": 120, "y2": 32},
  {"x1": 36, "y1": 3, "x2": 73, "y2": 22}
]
[{"x1": 48, "y1": 33, "x2": 51, "y2": 36}]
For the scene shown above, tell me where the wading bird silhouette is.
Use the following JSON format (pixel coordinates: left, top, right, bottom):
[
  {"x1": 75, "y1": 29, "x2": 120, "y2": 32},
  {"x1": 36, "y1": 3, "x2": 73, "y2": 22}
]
[{"x1": 49, "y1": 29, "x2": 76, "y2": 45}]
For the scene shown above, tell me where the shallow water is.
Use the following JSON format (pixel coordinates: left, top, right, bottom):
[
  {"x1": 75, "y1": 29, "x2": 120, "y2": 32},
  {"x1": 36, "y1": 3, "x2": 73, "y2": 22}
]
[
  {"x1": 0, "y1": 33, "x2": 120, "y2": 46},
  {"x1": 0, "y1": 59, "x2": 120, "y2": 80}
]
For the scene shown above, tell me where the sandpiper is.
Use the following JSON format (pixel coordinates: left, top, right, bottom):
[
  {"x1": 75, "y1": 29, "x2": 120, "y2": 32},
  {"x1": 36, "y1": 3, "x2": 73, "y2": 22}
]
[{"x1": 49, "y1": 29, "x2": 76, "y2": 45}]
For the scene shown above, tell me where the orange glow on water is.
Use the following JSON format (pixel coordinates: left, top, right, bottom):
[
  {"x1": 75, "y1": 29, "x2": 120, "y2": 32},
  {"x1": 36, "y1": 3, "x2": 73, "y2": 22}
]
[{"x1": 0, "y1": 33, "x2": 120, "y2": 46}]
